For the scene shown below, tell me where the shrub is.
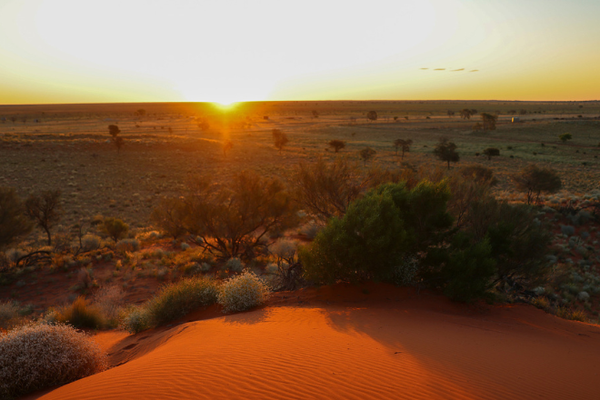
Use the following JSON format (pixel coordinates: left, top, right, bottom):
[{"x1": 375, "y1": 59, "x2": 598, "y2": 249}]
[
  {"x1": 483, "y1": 147, "x2": 500, "y2": 160},
  {"x1": 0, "y1": 187, "x2": 33, "y2": 250},
  {"x1": 183, "y1": 171, "x2": 296, "y2": 260},
  {"x1": 510, "y1": 164, "x2": 562, "y2": 204},
  {"x1": 424, "y1": 233, "x2": 496, "y2": 302},
  {"x1": 81, "y1": 234, "x2": 102, "y2": 252},
  {"x1": 559, "y1": 133, "x2": 572, "y2": 143},
  {"x1": 25, "y1": 189, "x2": 62, "y2": 245},
  {"x1": 272, "y1": 129, "x2": 289, "y2": 154},
  {"x1": 119, "y1": 305, "x2": 151, "y2": 334},
  {"x1": 224, "y1": 257, "x2": 244, "y2": 273},
  {"x1": 53, "y1": 296, "x2": 106, "y2": 330},
  {"x1": 0, "y1": 301, "x2": 21, "y2": 330},
  {"x1": 151, "y1": 197, "x2": 188, "y2": 239},
  {"x1": 328, "y1": 140, "x2": 346, "y2": 153},
  {"x1": 0, "y1": 323, "x2": 107, "y2": 398},
  {"x1": 300, "y1": 180, "x2": 452, "y2": 284},
  {"x1": 359, "y1": 147, "x2": 376, "y2": 165},
  {"x1": 116, "y1": 238, "x2": 140, "y2": 253},
  {"x1": 293, "y1": 157, "x2": 369, "y2": 222},
  {"x1": 102, "y1": 217, "x2": 129, "y2": 242},
  {"x1": 92, "y1": 285, "x2": 125, "y2": 325},
  {"x1": 144, "y1": 277, "x2": 219, "y2": 327},
  {"x1": 217, "y1": 271, "x2": 271, "y2": 313}
]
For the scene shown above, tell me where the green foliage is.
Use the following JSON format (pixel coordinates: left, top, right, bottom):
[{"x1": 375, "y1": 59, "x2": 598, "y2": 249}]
[
  {"x1": 300, "y1": 180, "x2": 452, "y2": 284},
  {"x1": 0, "y1": 187, "x2": 33, "y2": 250},
  {"x1": 119, "y1": 305, "x2": 150, "y2": 334},
  {"x1": 102, "y1": 217, "x2": 129, "y2": 242},
  {"x1": 425, "y1": 233, "x2": 496, "y2": 302},
  {"x1": 559, "y1": 133, "x2": 572, "y2": 143},
  {"x1": 510, "y1": 164, "x2": 562, "y2": 204}
]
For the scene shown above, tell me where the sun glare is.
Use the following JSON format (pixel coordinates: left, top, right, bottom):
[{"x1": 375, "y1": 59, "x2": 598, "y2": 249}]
[{"x1": 213, "y1": 100, "x2": 238, "y2": 111}]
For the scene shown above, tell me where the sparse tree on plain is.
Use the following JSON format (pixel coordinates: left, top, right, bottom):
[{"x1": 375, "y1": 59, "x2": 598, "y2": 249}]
[
  {"x1": 559, "y1": 133, "x2": 572, "y2": 143},
  {"x1": 359, "y1": 147, "x2": 376, "y2": 166},
  {"x1": 366, "y1": 111, "x2": 378, "y2": 122},
  {"x1": 393, "y1": 139, "x2": 413, "y2": 160},
  {"x1": 272, "y1": 129, "x2": 289, "y2": 154},
  {"x1": 483, "y1": 148, "x2": 500, "y2": 161},
  {"x1": 460, "y1": 109, "x2": 473, "y2": 119},
  {"x1": 447, "y1": 110, "x2": 455, "y2": 117},
  {"x1": 135, "y1": 109, "x2": 146, "y2": 117},
  {"x1": 108, "y1": 124, "x2": 124, "y2": 152},
  {"x1": 481, "y1": 113, "x2": 497, "y2": 130},
  {"x1": 434, "y1": 137, "x2": 460, "y2": 169},
  {"x1": 312, "y1": 110, "x2": 319, "y2": 118},
  {"x1": 25, "y1": 190, "x2": 62, "y2": 245},
  {"x1": 328, "y1": 140, "x2": 346, "y2": 153},
  {"x1": 510, "y1": 164, "x2": 562, "y2": 204}
]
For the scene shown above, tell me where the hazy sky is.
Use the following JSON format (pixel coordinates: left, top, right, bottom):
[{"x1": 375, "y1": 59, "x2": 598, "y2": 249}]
[{"x1": 1, "y1": 0, "x2": 599, "y2": 104}]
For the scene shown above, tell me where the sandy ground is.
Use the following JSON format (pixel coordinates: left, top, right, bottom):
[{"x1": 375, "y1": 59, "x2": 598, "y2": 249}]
[{"x1": 26, "y1": 283, "x2": 600, "y2": 400}]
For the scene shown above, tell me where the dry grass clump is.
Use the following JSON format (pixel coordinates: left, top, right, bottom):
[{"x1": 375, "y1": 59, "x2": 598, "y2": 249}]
[
  {"x1": 0, "y1": 301, "x2": 21, "y2": 330},
  {"x1": 218, "y1": 271, "x2": 271, "y2": 313},
  {"x1": 0, "y1": 323, "x2": 108, "y2": 398},
  {"x1": 51, "y1": 296, "x2": 106, "y2": 330}
]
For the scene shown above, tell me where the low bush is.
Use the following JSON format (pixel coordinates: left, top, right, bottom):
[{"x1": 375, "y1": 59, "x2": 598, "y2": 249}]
[
  {"x1": 144, "y1": 277, "x2": 219, "y2": 327},
  {"x1": 0, "y1": 301, "x2": 21, "y2": 330},
  {"x1": 102, "y1": 217, "x2": 129, "y2": 242},
  {"x1": 81, "y1": 234, "x2": 102, "y2": 252},
  {"x1": 0, "y1": 323, "x2": 108, "y2": 398},
  {"x1": 115, "y1": 238, "x2": 140, "y2": 253},
  {"x1": 218, "y1": 271, "x2": 271, "y2": 313},
  {"x1": 224, "y1": 257, "x2": 244, "y2": 273},
  {"x1": 119, "y1": 305, "x2": 150, "y2": 334},
  {"x1": 52, "y1": 296, "x2": 106, "y2": 330}
]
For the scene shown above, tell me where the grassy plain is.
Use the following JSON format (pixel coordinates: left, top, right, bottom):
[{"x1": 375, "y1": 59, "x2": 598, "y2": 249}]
[{"x1": 1, "y1": 100, "x2": 599, "y2": 230}]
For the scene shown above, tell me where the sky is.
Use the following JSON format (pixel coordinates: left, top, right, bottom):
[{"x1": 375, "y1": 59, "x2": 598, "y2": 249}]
[{"x1": 1, "y1": 0, "x2": 599, "y2": 105}]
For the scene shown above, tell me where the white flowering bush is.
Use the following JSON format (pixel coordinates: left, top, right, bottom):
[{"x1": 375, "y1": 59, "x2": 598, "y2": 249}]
[
  {"x1": 0, "y1": 323, "x2": 108, "y2": 398},
  {"x1": 217, "y1": 271, "x2": 271, "y2": 313}
]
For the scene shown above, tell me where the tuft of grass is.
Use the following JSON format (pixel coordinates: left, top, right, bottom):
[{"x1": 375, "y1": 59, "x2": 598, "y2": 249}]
[
  {"x1": 52, "y1": 296, "x2": 106, "y2": 330},
  {"x1": 136, "y1": 277, "x2": 219, "y2": 329}
]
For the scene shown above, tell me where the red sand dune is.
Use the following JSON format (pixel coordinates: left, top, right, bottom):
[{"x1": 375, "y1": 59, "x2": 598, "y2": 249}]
[{"x1": 32, "y1": 283, "x2": 600, "y2": 400}]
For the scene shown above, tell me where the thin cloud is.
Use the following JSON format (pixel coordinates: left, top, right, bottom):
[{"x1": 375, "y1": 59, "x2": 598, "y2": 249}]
[
  {"x1": 434, "y1": 68, "x2": 446, "y2": 71},
  {"x1": 420, "y1": 68, "x2": 429, "y2": 70},
  {"x1": 469, "y1": 70, "x2": 479, "y2": 72},
  {"x1": 451, "y1": 68, "x2": 465, "y2": 72}
]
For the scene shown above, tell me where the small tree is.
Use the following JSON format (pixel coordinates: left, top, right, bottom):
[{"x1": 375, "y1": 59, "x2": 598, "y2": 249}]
[
  {"x1": 433, "y1": 137, "x2": 459, "y2": 169},
  {"x1": 24, "y1": 190, "x2": 62, "y2": 246},
  {"x1": 559, "y1": 133, "x2": 572, "y2": 143},
  {"x1": 135, "y1": 109, "x2": 146, "y2": 117},
  {"x1": 311, "y1": 110, "x2": 319, "y2": 118},
  {"x1": 151, "y1": 198, "x2": 188, "y2": 240},
  {"x1": 102, "y1": 218, "x2": 129, "y2": 242},
  {"x1": 481, "y1": 113, "x2": 497, "y2": 130},
  {"x1": 0, "y1": 188, "x2": 33, "y2": 250},
  {"x1": 359, "y1": 147, "x2": 376, "y2": 166},
  {"x1": 483, "y1": 148, "x2": 500, "y2": 161},
  {"x1": 510, "y1": 164, "x2": 562, "y2": 204},
  {"x1": 366, "y1": 111, "x2": 378, "y2": 121},
  {"x1": 447, "y1": 110, "x2": 455, "y2": 117},
  {"x1": 223, "y1": 140, "x2": 233, "y2": 156},
  {"x1": 272, "y1": 129, "x2": 289, "y2": 154},
  {"x1": 393, "y1": 139, "x2": 413, "y2": 159},
  {"x1": 460, "y1": 109, "x2": 473, "y2": 119},
  {"x1": 328, "y1": 140, "x2": 345, "y2": 153},
  {"x1": 108, "y1": 125, "x2": 124, "y2": 152}
]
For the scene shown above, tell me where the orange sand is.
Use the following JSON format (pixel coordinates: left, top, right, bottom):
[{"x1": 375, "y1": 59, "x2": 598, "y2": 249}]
[{"x1": 32, "y1": 284, "x2": 600, "y2": 400}]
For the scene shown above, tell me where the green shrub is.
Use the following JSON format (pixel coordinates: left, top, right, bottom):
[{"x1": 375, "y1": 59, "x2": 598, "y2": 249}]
[
  {"x1": 102, "y1": 217, "x2": 129, "y2": 242},
  {"x1": 0, "y1": 323, "x2": 107, "y2": 398},
  {"x1": 145, "y1": 277, "x2": 219, "y2": 327},
  {"x1": 119, "y1": 305, "x2": 150, "y2": 334},
  {"x1": 217, "y1": 271, "x2": 271, "y2": 313},
  {"x1": 424, "y1": 233, "x2": 496, "y2": 302},
  {"x1": 300, "y1": 180, "x2": 452, "y2": 284},
  {"x1": 53, "y1": 296, "x2": 106, "y2": 330}
]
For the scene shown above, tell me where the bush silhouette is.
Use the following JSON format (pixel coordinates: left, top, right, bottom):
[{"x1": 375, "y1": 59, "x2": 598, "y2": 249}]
[
  {"x1": 102, "y1": 217, "x2": 129, "y2": 242},
  {"x1": 433, "y1": 137, "x2": 459, "y2": 169},
  {"x1": 25, "y1": 189, "x2": 61, "y2": 245},
  {"x1": 510, "y1": 164, "x2": 562, "y2": 204},
  {"x1": 393, "y1": 139, "x2": 412, "y2": 159},
  {"x1": 483, "y1": 147, "x2": 500, "y2": 160},
  {"x1": 272, "y1": 129, "x2": 289, "y2": 154},
  {"x1": 328, "y1": 140, "x2": 346, "y2": 153},
  {"x1": 0, "y1": 187, "x2": 32, "y2": 250}
]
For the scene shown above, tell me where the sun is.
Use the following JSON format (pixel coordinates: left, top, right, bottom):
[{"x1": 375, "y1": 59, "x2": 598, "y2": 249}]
[{"x1": 212, "y1": 100, "x2": 238, "y2": 111}]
